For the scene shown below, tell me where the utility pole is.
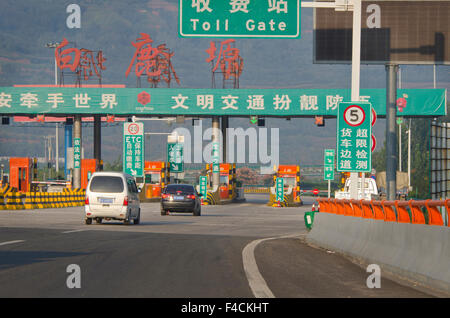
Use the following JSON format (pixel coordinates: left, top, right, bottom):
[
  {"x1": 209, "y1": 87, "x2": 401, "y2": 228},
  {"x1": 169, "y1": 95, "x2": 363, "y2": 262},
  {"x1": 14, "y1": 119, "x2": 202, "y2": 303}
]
[
  {"x1": 94, "y1": 115, "x2": 101, "y2": 171},
  {"x1": 301, "y1": 0, "x2": 361, "y2": 199},
  {"x1": 386, "y1": 64, "x2": 399, "y2": 200},
  {"x1": 56, "y1": 123, "x2": 59, "y2": 178},
  {"x1": 350, "y1": 0, "x2": 362, "y2": 200}
]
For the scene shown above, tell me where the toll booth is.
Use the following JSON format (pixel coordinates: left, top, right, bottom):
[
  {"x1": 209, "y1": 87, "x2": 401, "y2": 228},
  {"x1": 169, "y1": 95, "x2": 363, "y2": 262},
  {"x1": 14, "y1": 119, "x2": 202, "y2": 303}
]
[
  {"x1": 206, "y1": 163, "x2": 236, "y2": 200},
  {"x1": 143, "y1": 161, "x2": 165, "y2": 199},
  {"x1": 9, "y1": 157, "x2": 32, "y2": 192},
  {"x1": 276, "y1": 165, "x2": 301, "y2": 203},
  {"x1": 81, "y1": 159, "x2": 98, "y2": 189},
  {"x1": 219, "y1": 163, "x2": 231, "y2": 199}
]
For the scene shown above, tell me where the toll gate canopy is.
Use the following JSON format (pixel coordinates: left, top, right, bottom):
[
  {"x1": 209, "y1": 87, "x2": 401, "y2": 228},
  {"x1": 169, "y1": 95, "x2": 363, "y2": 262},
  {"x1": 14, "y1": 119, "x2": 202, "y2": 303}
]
[{"x1": 0, "y1": 87, "x2": 446, "y2": 117}]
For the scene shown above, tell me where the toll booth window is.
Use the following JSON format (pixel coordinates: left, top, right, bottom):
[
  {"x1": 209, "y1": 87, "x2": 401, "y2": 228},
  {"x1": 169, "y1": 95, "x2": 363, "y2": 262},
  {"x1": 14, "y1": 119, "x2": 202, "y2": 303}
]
[
  {"x1": 283, "y1": 178, "x2": 297, "y2": 187},
  {"x1": 145, "y1": 172, "x2": 160, "y2": 184},
  {"x1": 220, "y1": 175, "x2": 228, "y2": 185},
  {"x1": 89, "y1": 176, "x2": 124, "y2": 193}
]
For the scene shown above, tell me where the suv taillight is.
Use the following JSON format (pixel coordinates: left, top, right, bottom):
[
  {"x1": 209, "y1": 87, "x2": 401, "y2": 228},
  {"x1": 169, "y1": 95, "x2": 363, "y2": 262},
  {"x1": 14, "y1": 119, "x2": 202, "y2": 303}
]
[
  {"x1": 85, "y1": 197, "x2": 89, "y2": 205},
  {"x1": 123, "y1": 196, "x2": 128, "y2": 206},
  {"x1": 187, "y1": 194, "x2": 195, "y2": 200},
  {"x1": 162, "y1": 193, "x2": 170, "y2": 199}
]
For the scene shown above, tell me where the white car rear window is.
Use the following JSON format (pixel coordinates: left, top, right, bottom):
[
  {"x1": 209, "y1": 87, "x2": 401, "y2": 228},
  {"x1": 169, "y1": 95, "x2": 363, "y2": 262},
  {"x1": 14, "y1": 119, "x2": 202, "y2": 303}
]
[{"x1": 89, "y1": 176, "x2": 124, "y2": 193}]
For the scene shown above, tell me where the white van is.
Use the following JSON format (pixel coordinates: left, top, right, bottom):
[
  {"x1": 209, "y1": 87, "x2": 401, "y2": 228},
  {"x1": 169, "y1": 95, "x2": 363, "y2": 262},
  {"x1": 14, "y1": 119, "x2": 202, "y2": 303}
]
[
  {"x1": 84, "y1": 172, "x2": 141, "y2": 225},
  {"x1": 335, "y1": 177, "x2": 379, "y2": 200}
]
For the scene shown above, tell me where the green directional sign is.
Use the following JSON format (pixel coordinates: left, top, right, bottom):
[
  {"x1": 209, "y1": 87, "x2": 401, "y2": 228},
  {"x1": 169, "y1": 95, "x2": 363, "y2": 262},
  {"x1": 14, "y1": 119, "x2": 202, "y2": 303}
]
[
  {"x1": 337, "y1": 102, "x2": 372, "y2": 173},
  {"x1": 179, "y1": 0, "x2": 301, "y2": 38},
  {"x1": 276, "y1": 177, "x2": 284, "y2": 202},
  {"x1": 324, "y1": 149, "x2": 335, "y2": 181},
  {"x1": 168, "y1": 142, "x2": 184, "y2": 173},
  {"x1": 199, "y1": 175, "x2": 208, "y2": 198},
  {"x1": 250, "y1": 115, "x2": 258, "y2": 124},
  {"x1": 73, "y1": 137, "x2": 81, "y2": 170},
  {"x1": 123, "y1": 122, "x2": 144, "y2": 177},
  {"x1": 212, "y1": 141, "x2": 220, "y2": 173}
]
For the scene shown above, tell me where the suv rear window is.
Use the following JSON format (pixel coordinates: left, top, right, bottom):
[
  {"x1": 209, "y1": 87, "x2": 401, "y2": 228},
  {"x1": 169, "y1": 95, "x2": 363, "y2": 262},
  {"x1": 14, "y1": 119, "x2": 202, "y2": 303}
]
[
  {"x1": 89, "y1": 176, "x2": 124, "y2": 193},
  {"x1": 165, "y1": 185, "x2": 195, "y2": 194}
]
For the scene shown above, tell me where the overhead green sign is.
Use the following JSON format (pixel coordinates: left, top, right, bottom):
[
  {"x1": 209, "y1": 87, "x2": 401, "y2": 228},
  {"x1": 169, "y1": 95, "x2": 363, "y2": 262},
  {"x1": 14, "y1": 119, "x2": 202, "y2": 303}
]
[
  {"x1": 179, "y1": 0, "x2": 301, "y2": 38},
  {"x1": 168, "y1": 142, "x2": 184, "y2": 173},
  {"x1": 324, "y1": 149, "x2": 335, "y2": 181},
  {"x1": 336, "y1": 102, "x2": 372, "y2": 173},
  {"x1": 0, "y1": 87, "x2": 445, "y2": 117},
  {"x1": 123, "y1": 122, "x2": 144, "y2": 177}
]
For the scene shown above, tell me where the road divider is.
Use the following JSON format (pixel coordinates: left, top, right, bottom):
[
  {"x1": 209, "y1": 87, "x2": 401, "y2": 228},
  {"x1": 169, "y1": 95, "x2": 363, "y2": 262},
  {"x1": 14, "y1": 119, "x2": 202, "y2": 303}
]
[
  {"x1": 0, "y1": 188, "x2": 86, "y2": 211},
  {"x1": 308, "y1": 198, "x2": 450, "y2": 294},
  {"x1": 317, "y1": 198, "x2": 449, "y2": 226}
]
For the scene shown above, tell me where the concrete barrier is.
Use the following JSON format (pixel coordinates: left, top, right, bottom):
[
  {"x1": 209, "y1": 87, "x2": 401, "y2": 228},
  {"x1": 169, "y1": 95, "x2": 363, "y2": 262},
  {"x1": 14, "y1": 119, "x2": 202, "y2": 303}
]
[{"x1": 306, "y1": 213, "x2": 450, "y2": 294}]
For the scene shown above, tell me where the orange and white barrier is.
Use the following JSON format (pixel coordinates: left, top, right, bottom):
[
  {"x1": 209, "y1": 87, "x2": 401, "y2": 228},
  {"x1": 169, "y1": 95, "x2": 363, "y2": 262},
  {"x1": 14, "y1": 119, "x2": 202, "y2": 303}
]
[{"x1": 317, "y1": 198, "x2": 449, "y2": 227}]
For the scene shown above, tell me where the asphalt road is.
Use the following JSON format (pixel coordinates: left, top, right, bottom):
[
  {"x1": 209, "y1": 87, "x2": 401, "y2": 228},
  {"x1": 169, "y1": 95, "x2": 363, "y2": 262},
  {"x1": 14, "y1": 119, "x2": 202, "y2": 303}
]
[{"x1": 0, "y1": 194, "x2": 436, "y2": 298}]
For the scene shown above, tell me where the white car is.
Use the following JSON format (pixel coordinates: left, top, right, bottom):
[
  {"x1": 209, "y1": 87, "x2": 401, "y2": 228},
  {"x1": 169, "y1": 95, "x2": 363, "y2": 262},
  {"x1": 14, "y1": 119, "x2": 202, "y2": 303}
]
[{"x1": 84, "y1": 172, "x2": 141, "y2": 225}]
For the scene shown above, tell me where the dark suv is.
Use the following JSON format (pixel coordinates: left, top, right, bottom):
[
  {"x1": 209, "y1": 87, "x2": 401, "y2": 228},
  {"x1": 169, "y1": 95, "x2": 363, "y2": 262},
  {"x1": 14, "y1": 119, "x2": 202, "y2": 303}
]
[{"x1": 161, "y1": 184, "x2": 202, "y2": 216}]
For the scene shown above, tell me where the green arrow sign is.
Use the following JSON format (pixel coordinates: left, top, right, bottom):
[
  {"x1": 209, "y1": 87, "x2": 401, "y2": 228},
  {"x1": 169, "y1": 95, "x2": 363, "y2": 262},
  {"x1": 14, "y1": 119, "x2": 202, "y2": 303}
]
[
  {"x1": 276, "y1": 177, "x2": 284, "y2": 202},
  {"x1": 324, "y1": 149, "x2": 335, "y2": 181},
  {"x1": 168, "y1": 142, "x2": 184, "y2": 173}
]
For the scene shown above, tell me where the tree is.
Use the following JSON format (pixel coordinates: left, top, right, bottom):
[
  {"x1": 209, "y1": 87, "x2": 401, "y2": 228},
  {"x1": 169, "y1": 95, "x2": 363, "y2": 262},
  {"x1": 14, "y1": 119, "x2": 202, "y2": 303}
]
[
  {"x1": 103, "y1": 155, "x2": 122, "y2": 172},
  {"x1": 372, "y1": 118, "x2": 430, "y2": 199}
]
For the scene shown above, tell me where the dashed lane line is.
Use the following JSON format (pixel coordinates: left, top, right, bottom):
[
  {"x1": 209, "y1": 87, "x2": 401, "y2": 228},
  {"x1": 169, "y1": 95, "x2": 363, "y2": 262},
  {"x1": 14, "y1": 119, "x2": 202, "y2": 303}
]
[
  {"x1": 61, "y1": 229, "x2": 88, "y2": 234},
  {"x1": 0, "y1": 240, "x2": 26, "y2": 247}
]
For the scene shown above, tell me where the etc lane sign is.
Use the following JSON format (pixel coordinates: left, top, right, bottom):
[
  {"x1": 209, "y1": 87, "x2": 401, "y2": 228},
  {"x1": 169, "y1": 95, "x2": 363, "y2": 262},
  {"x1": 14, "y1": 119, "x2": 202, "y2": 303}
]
[
  {"x1": 123, "y1": 122, "x2": 144, "y2": 177},
  {"x1": 337, "y1": 102, "x2": 372, "y2": 173},
  {"x1": 179, "y1": 0, "x2": 301, "y2": 38},
  {"x1": 0, "y1": 87, "x2": 445, "y2": 117}
]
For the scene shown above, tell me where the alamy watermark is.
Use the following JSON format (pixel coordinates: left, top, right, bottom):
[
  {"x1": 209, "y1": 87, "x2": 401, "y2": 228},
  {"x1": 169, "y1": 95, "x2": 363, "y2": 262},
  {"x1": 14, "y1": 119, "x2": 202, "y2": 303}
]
[
  {"x1": 170, "y1": 120, "x2": 279, "y2": 174},
  {"x1": 366, "y1": 264, "x2": 381, "y2": 289},
  {"x1": 66, "y1": 4, "x2": 81, "y2": 29},
  {"x1": 66, "y1": 264, "x2": 81, "y2": 289}
]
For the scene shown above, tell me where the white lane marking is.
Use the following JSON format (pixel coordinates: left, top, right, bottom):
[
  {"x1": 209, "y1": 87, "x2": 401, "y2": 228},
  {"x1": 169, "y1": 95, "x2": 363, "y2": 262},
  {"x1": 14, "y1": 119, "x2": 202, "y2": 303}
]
[
  {"x1": 242, "y1": 237, "x2": 276, "y2": 298},
  {"x1": 61, "y1": 229, "x2": 87, "y2": 234},
  {"x1": 242, "y1": 234, "x2": 303, "y2": 298},
  {"x1": 0, "y1": 240, "x2": 25, "y2": 246}
]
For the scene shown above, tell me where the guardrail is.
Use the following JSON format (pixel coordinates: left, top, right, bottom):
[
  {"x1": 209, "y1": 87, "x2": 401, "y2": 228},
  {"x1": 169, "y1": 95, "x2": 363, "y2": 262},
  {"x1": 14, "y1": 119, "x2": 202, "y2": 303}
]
[
  {"x1": 0, "y1": 189, "x2": 85, "y2": 210},
  {"x1": 317, "y1": 198, "x2": 449, "y2": 226},
  {"x1": 243, "y1": 187, "x2": 270, "y2": 193}
]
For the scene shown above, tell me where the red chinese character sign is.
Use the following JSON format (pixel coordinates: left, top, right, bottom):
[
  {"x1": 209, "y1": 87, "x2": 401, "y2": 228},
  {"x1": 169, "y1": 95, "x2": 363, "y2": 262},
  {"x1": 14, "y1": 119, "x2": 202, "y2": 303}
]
[
  {"x1": 55, "y1": 38, "x2": 106, "y2": 84},
  {"x1": 205, "y1": 39, "x2": 243, "y2": 88},
  {"x1": 125, "y1": 33, "x2": 180, "y2": 88}
]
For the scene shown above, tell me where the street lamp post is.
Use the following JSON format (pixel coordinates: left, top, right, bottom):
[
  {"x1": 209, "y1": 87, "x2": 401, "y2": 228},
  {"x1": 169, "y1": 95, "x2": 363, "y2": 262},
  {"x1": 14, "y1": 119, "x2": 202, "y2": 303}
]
[{"x1": 46, "y1": 42, "x2": 60, "y2": 178}]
